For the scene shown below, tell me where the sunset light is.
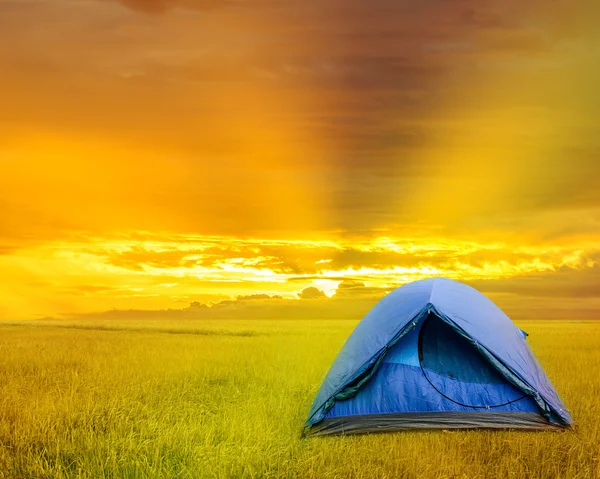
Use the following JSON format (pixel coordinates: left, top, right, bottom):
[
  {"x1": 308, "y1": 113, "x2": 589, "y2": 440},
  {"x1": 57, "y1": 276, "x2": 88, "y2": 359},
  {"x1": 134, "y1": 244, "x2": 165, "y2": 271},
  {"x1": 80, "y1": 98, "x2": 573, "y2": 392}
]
[{"x1": 2, "y1": 0, "x2": 600, "y2": 321}]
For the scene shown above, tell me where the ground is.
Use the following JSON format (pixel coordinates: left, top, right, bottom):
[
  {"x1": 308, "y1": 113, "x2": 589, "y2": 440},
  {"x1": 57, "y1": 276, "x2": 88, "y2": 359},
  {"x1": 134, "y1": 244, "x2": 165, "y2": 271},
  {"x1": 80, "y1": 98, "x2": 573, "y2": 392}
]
[{"x1": 0, "y1": 319, "x2": 598, "y2": 478}]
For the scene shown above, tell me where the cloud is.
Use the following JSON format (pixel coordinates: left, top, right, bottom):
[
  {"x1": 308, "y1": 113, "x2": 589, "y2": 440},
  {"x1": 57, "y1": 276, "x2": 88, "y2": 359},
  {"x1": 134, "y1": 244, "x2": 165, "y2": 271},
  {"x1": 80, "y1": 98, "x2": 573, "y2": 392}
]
[
  {"x1": 336, "y1": 279, "x2": 366, "y2": 290},
  {"x1": 3, "y1": 231, "x2": 600, "y2": 319},
  {"x1": 186, "y1": 301, "x2": 208, "y2": 309},
  {"x1": 333, "y1": 279, "x2": 388, "y2": 299},
  {"x1": 0, "y1": 246, "x2": 18, "y2": 256},
  {"x1": 115, "y1": 0, "x2": 170, "y2": 12},
  {"x1": 468, "y1": 262, "x2": 600, "y2": 300},
  {"x1": 113, "y1": 0, "x2": 276, "y2": 14},
  {"x1": 59, "y1": 266, "x2": 600, "y2": 321},
  {"x1": 64, "y1": 289, "x2": 379, "y2": 321},
  {"x1": 298, "y1": 287, "x2": 326, "y2": 299},
  {"x1": 236, "y1": 293, "x2": 283, "y2": 301}
]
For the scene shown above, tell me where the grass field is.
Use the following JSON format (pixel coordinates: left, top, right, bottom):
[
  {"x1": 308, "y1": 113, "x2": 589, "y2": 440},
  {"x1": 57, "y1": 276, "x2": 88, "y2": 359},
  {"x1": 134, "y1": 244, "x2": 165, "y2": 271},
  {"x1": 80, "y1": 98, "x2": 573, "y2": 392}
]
[{"x1": 0, "y1": 319, "x2": 598, "y2": 478}]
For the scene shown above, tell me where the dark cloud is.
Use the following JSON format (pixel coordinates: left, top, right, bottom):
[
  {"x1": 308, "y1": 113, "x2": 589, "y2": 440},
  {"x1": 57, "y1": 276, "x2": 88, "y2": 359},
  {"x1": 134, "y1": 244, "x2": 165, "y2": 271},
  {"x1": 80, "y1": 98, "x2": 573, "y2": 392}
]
[
  {"x1": 116, "y1": 0, "x2": 171, "y2": 12},
  {"x1": 328, "y1": 248, "x2": 446, "y2": 270},
  {"x1": 333, "y1": 280, "x2": 389, "y2": 299},
  {"x1": 186, "y1": 301, "x2": 208, "y2": 309},
  {"x1": 100, "y1": 243, "x2": 324, "y2": 275},
  {"x1": 0, "y1": 246, "x2": 18, "y2": 256},
  {"x1": 113, "y1": 0, "x2": 278, "y2": 14},
  {"x1": 54, "y1": 285, "x2": 124, "y2": 296},
  {"x1": 298, "y1": 287, "x2": 326, "y2": 299},
  {"x1": 62, "y1": 269, "x2": 600, "y2": 321},
  {"x1": 65, "y1": 292, "x2": 379, "y2": 320},
  {"x1": 105, "y1": 246, "x2": 207, "y2": 271},
  {"x1": 48, "y1": 255, "x2": 600, "y2": 320},
  {"x1": 336, "y1": 279, "x2": 366, "y2": 290},
  {"x1": 468, "y1": 263, "x2": 600, "y2": 300},
  {"x1": 211, "y1": 300, "x2": 237, "y2": 308},
  {"x1": 236, "y1": 293, "x2": 283, "y2": 301}
]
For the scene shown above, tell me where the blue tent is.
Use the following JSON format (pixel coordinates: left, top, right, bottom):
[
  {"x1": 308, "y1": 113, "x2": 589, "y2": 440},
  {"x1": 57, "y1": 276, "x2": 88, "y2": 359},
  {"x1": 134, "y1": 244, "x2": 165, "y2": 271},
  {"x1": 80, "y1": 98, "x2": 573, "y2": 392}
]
[{"x1": 305, "y1": 278, "x2": 572, "y2": 436}]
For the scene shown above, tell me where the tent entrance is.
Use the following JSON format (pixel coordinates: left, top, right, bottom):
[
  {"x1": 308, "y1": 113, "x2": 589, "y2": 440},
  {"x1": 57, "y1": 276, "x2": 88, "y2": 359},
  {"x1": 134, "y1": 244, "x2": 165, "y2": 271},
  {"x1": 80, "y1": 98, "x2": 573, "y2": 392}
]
[{"x1": 418, "y1": 314, "x2": 528, "y2": 408}]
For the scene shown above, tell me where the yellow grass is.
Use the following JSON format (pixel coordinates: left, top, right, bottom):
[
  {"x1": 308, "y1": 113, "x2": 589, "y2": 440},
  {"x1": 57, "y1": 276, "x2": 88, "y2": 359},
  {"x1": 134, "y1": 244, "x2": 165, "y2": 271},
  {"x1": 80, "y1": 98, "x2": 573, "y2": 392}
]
[{"x1": 0, "y1": 319, "x2": 598, "y2": 478}]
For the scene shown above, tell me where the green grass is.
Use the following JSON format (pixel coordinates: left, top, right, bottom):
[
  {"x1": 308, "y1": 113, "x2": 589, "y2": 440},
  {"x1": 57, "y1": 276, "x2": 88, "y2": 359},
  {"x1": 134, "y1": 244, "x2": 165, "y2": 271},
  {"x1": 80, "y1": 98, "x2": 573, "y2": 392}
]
[{"x1": 0, "y1": 319, "x2": 598, "y2": 478}]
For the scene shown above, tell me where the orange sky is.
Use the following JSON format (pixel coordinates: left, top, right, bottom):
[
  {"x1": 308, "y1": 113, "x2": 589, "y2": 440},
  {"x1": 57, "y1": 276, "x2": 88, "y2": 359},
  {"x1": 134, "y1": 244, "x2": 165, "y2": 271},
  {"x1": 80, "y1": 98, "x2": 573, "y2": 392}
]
[{"x1": 1, "y1": 0, "x2": 600, "y2": 319}]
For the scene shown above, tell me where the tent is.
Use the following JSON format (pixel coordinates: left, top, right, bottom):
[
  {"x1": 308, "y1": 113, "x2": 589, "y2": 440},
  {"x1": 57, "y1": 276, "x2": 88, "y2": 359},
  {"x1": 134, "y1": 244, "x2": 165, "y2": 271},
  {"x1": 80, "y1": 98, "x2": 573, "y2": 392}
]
[{"x1": 304, "y1": 278, "x2": 572, "y2": 436}]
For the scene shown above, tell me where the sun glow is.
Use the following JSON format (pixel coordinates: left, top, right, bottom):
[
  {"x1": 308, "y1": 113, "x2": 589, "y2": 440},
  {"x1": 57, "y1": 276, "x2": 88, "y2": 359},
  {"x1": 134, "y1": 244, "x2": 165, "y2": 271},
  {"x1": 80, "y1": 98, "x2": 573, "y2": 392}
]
[
  {"x1": 1, "y1": 231, "x2": 598, "y2": 318},
  {"x1": 2, "y1": 0, "x2": 600, "y2": 319}
]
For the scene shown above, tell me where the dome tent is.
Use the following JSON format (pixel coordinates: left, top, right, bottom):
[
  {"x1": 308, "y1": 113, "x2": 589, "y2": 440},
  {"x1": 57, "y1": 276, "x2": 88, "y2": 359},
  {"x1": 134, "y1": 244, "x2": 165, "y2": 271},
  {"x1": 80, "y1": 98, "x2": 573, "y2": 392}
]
[{"x1": 305, "y1": 278, "x2": 572, "y2": 436}]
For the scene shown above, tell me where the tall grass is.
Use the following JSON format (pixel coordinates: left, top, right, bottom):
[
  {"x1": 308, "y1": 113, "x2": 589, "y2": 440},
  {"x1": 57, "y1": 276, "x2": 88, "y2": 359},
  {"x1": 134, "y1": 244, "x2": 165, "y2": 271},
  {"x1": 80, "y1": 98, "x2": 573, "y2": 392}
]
[{"x1": 0, "y1": 319, "x2": 598, "y2": 478}]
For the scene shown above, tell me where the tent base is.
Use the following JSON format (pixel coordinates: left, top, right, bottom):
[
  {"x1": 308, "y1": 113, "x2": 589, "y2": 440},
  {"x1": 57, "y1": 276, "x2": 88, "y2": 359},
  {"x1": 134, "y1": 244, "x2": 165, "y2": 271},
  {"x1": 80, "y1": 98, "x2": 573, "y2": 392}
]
[{"x1": 308, "y1": 412, "x2": 567, "y2": 436}]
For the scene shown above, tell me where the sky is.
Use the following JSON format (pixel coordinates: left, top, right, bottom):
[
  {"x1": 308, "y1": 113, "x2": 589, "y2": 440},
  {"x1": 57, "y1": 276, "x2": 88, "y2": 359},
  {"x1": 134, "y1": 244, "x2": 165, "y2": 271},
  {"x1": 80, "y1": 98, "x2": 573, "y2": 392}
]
[{"x1": 1, "y1": 0, "x2": 600, "y2": 319}]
